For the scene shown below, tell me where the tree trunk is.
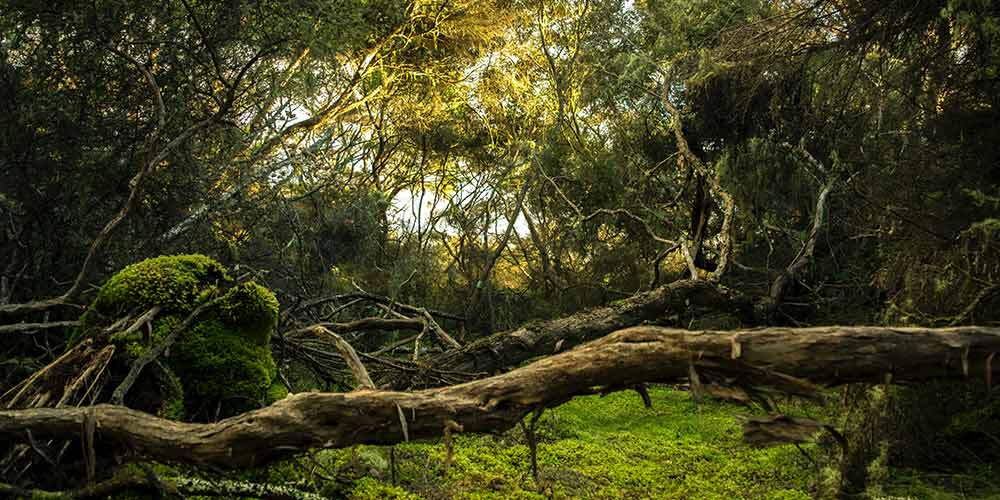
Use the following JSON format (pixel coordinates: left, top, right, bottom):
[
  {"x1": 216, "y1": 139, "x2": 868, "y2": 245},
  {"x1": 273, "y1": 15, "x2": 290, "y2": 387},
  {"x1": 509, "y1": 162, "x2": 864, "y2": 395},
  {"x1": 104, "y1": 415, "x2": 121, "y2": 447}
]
[{"x1": 2, "y1": 325, "x2": 998, "y2": 470}]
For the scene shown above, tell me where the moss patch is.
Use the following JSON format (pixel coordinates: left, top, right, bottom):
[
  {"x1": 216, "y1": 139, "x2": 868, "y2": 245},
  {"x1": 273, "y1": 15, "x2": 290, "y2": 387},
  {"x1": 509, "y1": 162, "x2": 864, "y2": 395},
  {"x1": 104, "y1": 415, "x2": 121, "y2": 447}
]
[
  {"x1": 215, "y1": 282, "x2": 280, "y2": 345},
  {"x1": 169, "y1": 316, "x2": 277, "y2": 417},
  {"x1": 78, "y1": 254, "x2": 279, "y2": 421},
  {"x1": 266, "y1": 381, "x2": 289, "y2": 404},
  {"x1": 88, "y1": 254, "x2": 230, "y2": 319}
]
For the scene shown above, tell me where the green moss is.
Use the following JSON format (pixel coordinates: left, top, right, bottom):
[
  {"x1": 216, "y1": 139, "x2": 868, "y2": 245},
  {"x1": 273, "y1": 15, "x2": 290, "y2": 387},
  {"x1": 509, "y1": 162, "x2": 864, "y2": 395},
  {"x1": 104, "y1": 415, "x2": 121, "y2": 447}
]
[
  {"x1": 88, "y1": 254, "x2": 231, "y2": 319},
  {"x1": 350, "y1": 477, "x2": 422, "y2": 500},
  {"x1": 156, "y1": 364, "x2": 185, "y2": 421},
  {"x1": 883, "y1": 466, "x2": 1000, "y2": 499},
  {"x1": 215, "y1": 282, "x2": 279, "y2": 344},
  {"x1": 265, "y1": 381, "x2": 289, "y2": 404},
  {"x1": 169, "y1": 316, "x2": 277, "y2": 417},
  {"x1": 77, "y1": 254, "x2": 281, "y2": 421},
  {"x1": 334, "y1": 388, "x2": 814, "y2": 500}
]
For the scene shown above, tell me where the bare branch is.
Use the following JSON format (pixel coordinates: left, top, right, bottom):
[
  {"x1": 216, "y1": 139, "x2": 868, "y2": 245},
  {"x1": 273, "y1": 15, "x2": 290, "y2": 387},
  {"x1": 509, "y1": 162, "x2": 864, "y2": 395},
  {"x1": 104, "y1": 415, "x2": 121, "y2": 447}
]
[
  {"x1": 284, "y1": 292, "x2": 464, "y2": 324},
  {"x1": 423, "y1": 279, "x2": 752, "y2": 380},
  {"x1": 306, "y1": 326, "x2": 375, "y2": 390},
  {"x1": 109, "y1": 46, "x2": 166, "y2": 137},
  {"x1": 740, "y1": 414, "x2": 831, "y2": 447},
  {"x1": 117, "y1": 306, "x2": 161, "y2": 339},
  {"x1": 291, "y1": 318, "x2": 425, "y2": 335},
  {"x1": 709, "y1": 193, "x2": 736, "y2": 283},
  {"x1": 765, "y1": 147, "x2": 838, "y2": 314},
  {"x1": 0, "y1": 321, "x2": 80, "y2": 335}
]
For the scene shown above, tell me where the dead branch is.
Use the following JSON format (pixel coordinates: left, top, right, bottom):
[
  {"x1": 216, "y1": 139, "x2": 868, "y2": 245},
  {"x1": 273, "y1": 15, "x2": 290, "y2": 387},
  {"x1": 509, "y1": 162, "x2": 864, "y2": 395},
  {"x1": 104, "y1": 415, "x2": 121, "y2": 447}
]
[
  {"x1": 1, "y1": 340, "x2": 108, "y2": 409},
  {"x1": 740, "y1": 414, "x2": 830, "y2": 447},
  {"x1": 765, "y1": 145, "x2": 837, "y2": 314},
  {"x1": 295, "y1": 318, "x2": 425, "y2": 334},
  {"x1": 0, "y1": 321, "x2": 80, "y2": 335},
  {"x1": 368, "y1": 333, "x2": 422, "y2": 357},
  {"x1": 464, "y1": 177, "x2": 533, "y2": 330},
  {"x1": 116, "y1": 306, "x2": 161, "y2": 340},
  {"x1": 417, "y1": 307, "x2": 461, "y2": 349},
  {"x1": 950, "y1": 282, "x2": 1000, "y2": 326},
  {"x1": 709, "y1": 193, "x2": 736, "y2": 283},
  {"x1": 2, "y1": 325, "x2": 998, "y2": 470},
  {"x1": 284, "y1": 292, "x2": 463, "y2": 324},
  {"x1": 412, "y1": 322, "x2": 429, "y2": 362},
  {"x1": 649, "y1": 242, "x2": 682, "y2": 290},
  {"x1": 305, "y1": 326, "x2": 375, "y2": 390},
  {"x1": 421, "y1": 278, "x2": 752, "y2": 380}
]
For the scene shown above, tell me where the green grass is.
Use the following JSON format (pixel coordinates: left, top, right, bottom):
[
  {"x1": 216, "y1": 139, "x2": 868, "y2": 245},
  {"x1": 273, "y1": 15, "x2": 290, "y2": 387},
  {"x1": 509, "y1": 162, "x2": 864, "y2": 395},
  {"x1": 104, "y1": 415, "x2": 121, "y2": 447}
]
[
  {"x1": 106, "y1": 386, "x2": 1000, "y2": 500},
  {"x1": 338, "y1": 387, "x2": 816, "y2": 499}
]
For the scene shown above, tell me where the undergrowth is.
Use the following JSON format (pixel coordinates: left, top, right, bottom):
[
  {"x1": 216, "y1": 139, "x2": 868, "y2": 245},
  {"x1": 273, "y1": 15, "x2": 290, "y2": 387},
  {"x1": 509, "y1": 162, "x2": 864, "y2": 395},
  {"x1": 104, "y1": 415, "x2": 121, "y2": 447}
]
[
  {"x1": 333, "y1": 387, "x2": 815, "y2": 499},
  {"x1": 116, "y1": 386, "x2": 1000, "y2": 499}
]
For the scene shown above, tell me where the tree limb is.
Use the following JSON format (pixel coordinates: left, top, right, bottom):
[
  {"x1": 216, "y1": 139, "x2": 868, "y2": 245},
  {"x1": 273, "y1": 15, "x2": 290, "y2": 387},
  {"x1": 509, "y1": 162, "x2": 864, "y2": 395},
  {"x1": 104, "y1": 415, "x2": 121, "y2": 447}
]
[
  {"x1": 110, "y1": 297, "x2": 222, "y2": 405},
  {"x1": 304, "y1": 326, "x2": 375, "y2": 389},
  {"x1": 765, "y1": 154, "x2": 837, "y2": 314},
  {"x1": 4, "y1": 325, "x2": 996, "y2": 470},
  {"x1": 421, "y1": 278, "x2": 752, "y2": 379}
]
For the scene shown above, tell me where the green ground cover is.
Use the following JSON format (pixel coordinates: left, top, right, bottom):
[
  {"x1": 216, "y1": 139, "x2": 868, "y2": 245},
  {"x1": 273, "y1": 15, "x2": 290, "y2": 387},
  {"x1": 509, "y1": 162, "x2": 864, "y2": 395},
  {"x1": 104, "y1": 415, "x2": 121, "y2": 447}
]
[
  {"x1": 113, "y1": 386, "x2": 1000, "y2": 499},
  {"x1": 336, "y1": 387, "x2": 815, "y2": 499}
]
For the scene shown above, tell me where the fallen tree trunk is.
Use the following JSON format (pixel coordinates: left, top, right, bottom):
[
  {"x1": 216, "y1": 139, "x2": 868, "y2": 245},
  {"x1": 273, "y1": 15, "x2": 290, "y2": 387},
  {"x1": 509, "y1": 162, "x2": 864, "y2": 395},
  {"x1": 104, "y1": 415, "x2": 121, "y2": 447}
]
[
  {"x1": 1, "y1": 325, "x2": 997, "y2": 470},
  {"x1": 419, "y1": 279, "x2": 753, "y2": 379}
]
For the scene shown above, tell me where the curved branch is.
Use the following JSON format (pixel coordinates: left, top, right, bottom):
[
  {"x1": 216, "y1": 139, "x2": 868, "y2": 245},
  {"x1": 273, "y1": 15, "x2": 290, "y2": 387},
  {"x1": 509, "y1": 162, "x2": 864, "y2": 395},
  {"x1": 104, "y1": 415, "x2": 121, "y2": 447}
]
[
  {"x1": 307, "y1": 325, "x2": 375, "y2": 389},
  {"x1": 0, "y1": 117, "x2": 215, "y2": 318},
  {"x1": 5, "y1": 325, "x2": 996, "y2": 470},
  {"x1": 765, "y1": 147, "x2": 837, "y2": 313}
]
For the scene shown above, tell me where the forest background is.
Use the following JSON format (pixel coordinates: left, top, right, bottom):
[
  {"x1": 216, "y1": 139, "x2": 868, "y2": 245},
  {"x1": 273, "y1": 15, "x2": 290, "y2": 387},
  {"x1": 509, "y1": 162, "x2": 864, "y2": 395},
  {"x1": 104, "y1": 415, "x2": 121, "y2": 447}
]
[{"x1": 1, "y1": 0, "x2": 999, "y2": 498}]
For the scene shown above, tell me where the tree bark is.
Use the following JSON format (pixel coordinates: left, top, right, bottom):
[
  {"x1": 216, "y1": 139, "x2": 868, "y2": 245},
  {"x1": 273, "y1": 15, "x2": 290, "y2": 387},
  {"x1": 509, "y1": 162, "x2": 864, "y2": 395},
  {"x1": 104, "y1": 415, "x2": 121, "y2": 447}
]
[
  {"x1": 422, "y1": 279, "x2": 753, "y2": 378},
  {"x1": 2, "y1": 325, "x2": 997, "y2": 470}
]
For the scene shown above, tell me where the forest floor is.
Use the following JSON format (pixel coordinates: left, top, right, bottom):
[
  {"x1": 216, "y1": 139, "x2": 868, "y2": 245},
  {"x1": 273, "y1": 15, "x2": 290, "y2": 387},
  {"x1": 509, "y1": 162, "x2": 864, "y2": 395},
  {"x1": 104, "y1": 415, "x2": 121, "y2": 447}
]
[
  {"x1": 307, "y1": 387, "x2": 999, "y2": 500},
  {"x1": 326, "y1": 387, "x2": 814, "y2": 499}
]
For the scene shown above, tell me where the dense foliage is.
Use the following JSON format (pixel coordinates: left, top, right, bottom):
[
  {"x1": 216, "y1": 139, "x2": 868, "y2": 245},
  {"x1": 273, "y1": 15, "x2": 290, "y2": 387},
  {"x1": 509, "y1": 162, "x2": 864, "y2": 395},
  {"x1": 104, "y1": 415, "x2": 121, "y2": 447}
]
[{"x1": 1, "y1": 0, "x2": 999, "y2": 498}]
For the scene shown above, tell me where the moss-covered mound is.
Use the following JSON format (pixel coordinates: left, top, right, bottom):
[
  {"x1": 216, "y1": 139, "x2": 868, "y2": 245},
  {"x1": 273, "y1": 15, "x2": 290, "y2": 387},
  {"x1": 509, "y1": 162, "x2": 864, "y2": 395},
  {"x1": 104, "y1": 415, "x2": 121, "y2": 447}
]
[
  {"x1": 87, "y1": 254, "x2": 231, "y2": 319},
  {"x1": 78, "y1": 254, "x2": 282, "y2": 421}
]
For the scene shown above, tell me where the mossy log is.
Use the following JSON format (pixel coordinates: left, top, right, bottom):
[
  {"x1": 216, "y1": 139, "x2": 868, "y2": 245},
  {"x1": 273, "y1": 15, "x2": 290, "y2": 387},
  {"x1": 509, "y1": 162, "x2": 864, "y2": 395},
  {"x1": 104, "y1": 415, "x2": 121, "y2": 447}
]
[
  {"x1": 1, "y1": 325, "x2": 998, "y2": 470},
  {"x1": 4, "y1": 255, "x2": 283, "y2": 422}
]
